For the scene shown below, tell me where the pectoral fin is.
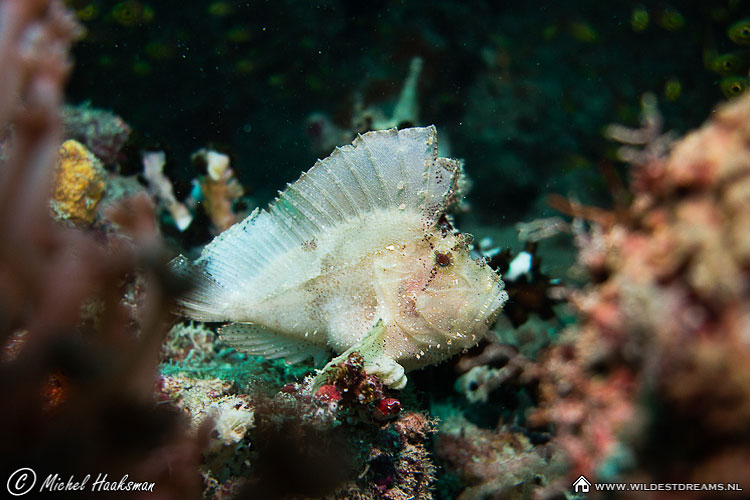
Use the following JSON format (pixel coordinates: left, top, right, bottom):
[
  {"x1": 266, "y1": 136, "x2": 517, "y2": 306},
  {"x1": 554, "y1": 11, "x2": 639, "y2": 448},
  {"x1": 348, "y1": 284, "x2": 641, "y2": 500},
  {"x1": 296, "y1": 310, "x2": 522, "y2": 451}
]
[
  {"x1": 219, "y1": 322, "x2": 328, "y2": 365},
  {"x1": 314, "y1": 320, "x2": 407, "y2": 391}
]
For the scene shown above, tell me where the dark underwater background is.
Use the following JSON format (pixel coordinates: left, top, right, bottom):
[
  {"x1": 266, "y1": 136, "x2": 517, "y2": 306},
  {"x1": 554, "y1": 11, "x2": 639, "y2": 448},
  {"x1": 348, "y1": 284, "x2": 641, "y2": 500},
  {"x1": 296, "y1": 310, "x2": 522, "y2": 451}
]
[{"x1": 65, "y1": 0, "x2": 733, "y2": 225}]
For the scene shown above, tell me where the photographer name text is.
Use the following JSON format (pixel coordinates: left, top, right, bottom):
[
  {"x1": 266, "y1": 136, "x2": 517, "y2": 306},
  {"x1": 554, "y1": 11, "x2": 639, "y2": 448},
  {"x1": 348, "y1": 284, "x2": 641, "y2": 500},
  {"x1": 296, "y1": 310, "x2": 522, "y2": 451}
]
[
  {"x1": 6, "y1": 468, "x2": 154, "y2": 496},
  {"x1": 41, "y1": 473, "x2": 154, "y2": 493}
]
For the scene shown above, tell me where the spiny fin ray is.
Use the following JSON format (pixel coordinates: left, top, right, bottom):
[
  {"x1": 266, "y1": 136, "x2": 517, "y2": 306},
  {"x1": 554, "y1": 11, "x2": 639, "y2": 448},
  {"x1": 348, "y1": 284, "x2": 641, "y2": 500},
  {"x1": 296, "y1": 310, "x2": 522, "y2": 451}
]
[
  {"x1": 219, "y1": 322, "x2": 328, "y2": 365},
  {"x1": 173, "y1": 126, "x2": 460, "y2": 319}
]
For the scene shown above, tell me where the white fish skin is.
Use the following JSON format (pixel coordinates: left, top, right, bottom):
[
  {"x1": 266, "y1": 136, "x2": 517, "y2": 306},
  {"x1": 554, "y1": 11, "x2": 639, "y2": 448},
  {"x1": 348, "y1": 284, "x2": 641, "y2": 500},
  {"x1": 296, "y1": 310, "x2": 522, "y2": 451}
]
[{"x1": 172, "y1": 126, "x2": 507, "y2": 387}]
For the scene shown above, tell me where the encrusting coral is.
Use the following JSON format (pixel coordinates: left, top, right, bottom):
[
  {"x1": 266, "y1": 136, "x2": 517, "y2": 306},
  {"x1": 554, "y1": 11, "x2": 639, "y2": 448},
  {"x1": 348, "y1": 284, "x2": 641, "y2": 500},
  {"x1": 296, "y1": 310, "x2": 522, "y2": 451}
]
[
  {"x1": 192, "y1": 148, "x2": 244, "y2": 234},
  {"x1": 159, "y1": 375, "x2": 255, "y2": 483},
  {"x1": 436, "y1": 416, "x2": 562, "y2": 500},
  {"x1": 61, "y1": 102, "x2": 132, "y2": 165},
  {"x1": 529, "y1": 93, "x2": 750, "y2": 491},
  {"x1": 50, "y1": 139, "x2": 107, "y2": 225},
  {"x1": 256, "y1": 363, "x2": 435, "y2": 500}
]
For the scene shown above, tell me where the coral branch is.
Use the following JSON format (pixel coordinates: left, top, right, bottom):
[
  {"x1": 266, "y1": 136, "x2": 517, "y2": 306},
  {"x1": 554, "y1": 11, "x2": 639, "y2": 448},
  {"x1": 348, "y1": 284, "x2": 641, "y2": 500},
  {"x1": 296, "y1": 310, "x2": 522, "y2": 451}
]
[
  {"x1": 0, "y1": 2, "x2": 204, "y2": 495},
  {"x1": 142, "y1": 150, "x2": 193, "y2": 231},
  {"x1": 192, "y1": 148, "x2": 244, "y2": 234}
]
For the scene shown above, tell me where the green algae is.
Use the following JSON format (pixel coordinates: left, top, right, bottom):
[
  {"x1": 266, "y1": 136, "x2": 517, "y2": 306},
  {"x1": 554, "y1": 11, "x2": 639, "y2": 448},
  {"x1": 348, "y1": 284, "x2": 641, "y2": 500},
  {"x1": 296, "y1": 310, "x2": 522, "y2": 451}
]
[{"x1": 160, "y1": 352, "x2": 314, "y2": 390}]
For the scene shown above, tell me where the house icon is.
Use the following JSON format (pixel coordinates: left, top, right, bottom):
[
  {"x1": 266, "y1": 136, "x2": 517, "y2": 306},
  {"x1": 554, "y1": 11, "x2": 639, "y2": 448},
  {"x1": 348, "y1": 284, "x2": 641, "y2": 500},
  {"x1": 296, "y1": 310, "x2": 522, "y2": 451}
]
[{"x1": 573, "y1": 475, "x2": 592, "y2": 493}]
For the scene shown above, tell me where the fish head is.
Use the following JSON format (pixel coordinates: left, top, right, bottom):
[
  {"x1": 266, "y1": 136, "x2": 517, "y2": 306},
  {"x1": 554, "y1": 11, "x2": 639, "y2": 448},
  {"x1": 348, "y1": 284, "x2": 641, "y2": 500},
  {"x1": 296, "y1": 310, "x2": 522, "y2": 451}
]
[
  {"x1": 414, "y1": 232, "x2": 507, "y2": 343},
  {"x1": 377, "y1": 229, "x2": 507, "y2": 366}
]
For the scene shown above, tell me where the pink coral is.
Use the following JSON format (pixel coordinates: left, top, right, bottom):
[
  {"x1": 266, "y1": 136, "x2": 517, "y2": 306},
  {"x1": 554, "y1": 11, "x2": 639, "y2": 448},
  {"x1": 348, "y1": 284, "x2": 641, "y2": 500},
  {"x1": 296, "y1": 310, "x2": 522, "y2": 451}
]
[
  {"x1": 0, "y1": 3, "x2": 206, "y2": 497},
  {"x1": 534, "y1": 94, "x2": 750, "y2": 491}
]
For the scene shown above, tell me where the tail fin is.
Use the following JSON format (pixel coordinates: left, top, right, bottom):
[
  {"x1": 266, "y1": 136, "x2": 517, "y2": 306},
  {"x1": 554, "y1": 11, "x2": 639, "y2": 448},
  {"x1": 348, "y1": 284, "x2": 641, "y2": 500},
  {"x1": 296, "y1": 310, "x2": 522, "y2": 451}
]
[{"x1": 170, "y1": 255, "x2": 231, "y2": 322}]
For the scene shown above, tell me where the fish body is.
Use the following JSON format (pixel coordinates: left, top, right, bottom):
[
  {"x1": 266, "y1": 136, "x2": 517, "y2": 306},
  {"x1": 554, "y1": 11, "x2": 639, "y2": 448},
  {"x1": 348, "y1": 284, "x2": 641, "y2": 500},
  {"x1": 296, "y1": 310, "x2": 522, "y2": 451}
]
[{"x1": 173, "y1": 126, "x2": 507, "y2": 386}]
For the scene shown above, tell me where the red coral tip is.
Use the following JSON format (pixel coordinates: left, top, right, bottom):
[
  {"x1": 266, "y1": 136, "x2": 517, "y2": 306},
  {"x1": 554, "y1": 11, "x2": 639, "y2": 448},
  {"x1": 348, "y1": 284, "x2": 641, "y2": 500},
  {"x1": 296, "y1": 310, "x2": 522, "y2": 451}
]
[
  {"x1": 315, "y1": 384, "x2": 342, "y2": 402},
  {"x1": 376, "y1": 397, "x2": 401, "y2": 416}
]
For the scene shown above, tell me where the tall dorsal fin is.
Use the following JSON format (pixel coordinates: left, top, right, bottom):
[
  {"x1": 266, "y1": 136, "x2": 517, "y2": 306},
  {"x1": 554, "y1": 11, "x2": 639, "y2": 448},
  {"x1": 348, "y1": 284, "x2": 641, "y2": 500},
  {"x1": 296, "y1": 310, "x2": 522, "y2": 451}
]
[{"x1": 174, "y1": 126, "x2": 460, "y2": 320}]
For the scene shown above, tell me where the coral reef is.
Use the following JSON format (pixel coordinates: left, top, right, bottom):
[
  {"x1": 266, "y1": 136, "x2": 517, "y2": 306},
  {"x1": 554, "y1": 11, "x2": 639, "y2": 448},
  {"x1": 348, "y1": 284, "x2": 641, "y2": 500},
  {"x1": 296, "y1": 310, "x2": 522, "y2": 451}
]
[
  {"x1": 61, "y1": 102, "x2": 131, "y2": 165},
  {"x1": 158, "y1": 341, "x2": 437, "y2": 500},
  {"x1": 159, "y1": 375, "x2": 255, "y2": 482},
  {"x1": 436, "y1": 416, "x2": 562, "y2": 500},
  {"x1": 435, "y1": 92, "x2": 750, "y2": 499},
  {"x1": 162, "y1": 321, "x2": 221, "y2": 364},
  {"x1": 0, "y1": 2, "x2": 204, "y2": 497},
  {"x1": 50, "y1": 139, "x2": 107, "y2": 225},
  {"x1": 7, "y1": 2, "x2": 750, "y2": 498},
  {"x1": 306, "y1": 57, "x2": 424, "y2": 154},
  {"x1": 192, "y1": 148, "x2": 244, "y2": 234},
  {"x1": 531, "y1": 93, "x2": 750, "y2": 490},
  {"x1": 454, "y1": 343, "x2": 532, "y2": 405},
  {"x1": 142, "y1": 149, "x2": 193, "y2": 231},
  {"x1": 258, "y1": 359, "x2": 434, "y2": 500}
]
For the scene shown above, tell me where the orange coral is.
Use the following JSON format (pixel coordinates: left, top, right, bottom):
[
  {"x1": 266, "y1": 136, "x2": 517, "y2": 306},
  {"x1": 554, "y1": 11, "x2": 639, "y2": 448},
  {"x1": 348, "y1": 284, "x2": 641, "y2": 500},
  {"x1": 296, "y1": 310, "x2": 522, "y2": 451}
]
[
  {"x1": 194, "y1": 149, "x2": 244, "y2": 234},
  {"x1": 200, "y1": 172, "x2": 243, "y2": 233}
]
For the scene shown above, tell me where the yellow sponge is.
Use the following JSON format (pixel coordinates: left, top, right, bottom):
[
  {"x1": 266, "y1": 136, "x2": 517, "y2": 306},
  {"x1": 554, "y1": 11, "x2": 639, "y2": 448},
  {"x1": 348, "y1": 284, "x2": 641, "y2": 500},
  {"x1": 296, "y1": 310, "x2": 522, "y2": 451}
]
[{"x1": 51, "y1": 139, "x2": 107, "y2": 226}]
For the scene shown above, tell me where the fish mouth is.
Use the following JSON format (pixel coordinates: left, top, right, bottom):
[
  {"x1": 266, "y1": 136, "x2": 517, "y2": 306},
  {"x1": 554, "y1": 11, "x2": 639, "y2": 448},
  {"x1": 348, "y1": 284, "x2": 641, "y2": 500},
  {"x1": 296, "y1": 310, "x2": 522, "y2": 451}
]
[
  {"x1": 472, "y1": 277, "x2": 508, "y2": 330},
  {"x1": 402, "y1": 277, "x2": 507, "y2": 351}
]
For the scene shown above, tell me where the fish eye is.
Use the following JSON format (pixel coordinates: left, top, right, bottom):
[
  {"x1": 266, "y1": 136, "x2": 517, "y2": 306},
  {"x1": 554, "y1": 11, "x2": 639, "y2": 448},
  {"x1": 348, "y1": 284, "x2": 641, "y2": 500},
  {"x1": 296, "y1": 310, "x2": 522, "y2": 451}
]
[{"x1": 435, "y1": 251, "x2": 452, "y2": 267}]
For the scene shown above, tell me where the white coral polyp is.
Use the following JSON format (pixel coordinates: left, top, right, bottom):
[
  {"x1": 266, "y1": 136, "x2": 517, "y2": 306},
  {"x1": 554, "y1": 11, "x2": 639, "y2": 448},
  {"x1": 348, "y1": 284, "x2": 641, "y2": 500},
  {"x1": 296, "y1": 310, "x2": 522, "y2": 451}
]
[{"x1": 206, "y1": 397, "x2": 255, "y2": 451}]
